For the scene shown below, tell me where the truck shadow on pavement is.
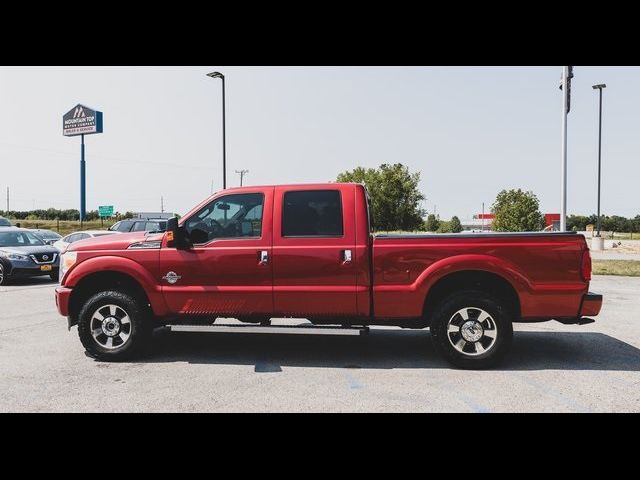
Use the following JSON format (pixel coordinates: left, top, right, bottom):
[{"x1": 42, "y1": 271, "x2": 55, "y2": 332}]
[{"x1": 141, "y1": 329, "x2": 640, "y2": 372}]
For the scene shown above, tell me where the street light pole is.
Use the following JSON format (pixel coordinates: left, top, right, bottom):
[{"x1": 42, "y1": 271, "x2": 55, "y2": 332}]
[
  {"x1": 560, "y1": 66, "x2": 569, "y2": 232},
  {"x1": 206, "y1": 71, "x2": 227, "y2": 190},
  {"x1": 592, "y1": 84, "x2": 606, "y2": 237}
]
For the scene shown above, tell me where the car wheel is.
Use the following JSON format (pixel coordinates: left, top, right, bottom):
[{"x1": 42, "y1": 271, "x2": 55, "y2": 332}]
[
  {"x1": 0, "y1": 262, "x2": 8, "y2": 286},
  {"x1": 77, "y1": 290, "x2": 153, "y2": 361},
  {"x1": 49, "y1": 272, "x2": 58, "y2": 282},
  {"x1": 429, "y1": 289, "x2": 513, "y2": 369}
]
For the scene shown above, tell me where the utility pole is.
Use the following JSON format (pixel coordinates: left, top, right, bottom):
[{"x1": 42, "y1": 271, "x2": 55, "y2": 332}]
[
  {"x1": 235, "y1": 169, "x2": 249, "y2": 186},
  {"x1": 6, "y1": 187, "x2": 8, "y2": 213},
  {"x1": 161, "y1": 196, "x2": 164, "y2": 213},
  {"x1": 482, "y1": 202, "x2": 485, "y2": 232}
]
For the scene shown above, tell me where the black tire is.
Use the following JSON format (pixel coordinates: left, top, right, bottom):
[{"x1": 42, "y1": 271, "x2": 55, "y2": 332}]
[
  {"x1": 77, "y1": 290, "x2": 152, "y2": 361},
  {"x1": 49, "y1": 272, "x2": 58, "y2": 282},
  {"x1": 429, "y1": 289, "x2": 513, "y2": 369},
  {"x1": 0, "y1": 261, "x2": 9, "y2": 286}
]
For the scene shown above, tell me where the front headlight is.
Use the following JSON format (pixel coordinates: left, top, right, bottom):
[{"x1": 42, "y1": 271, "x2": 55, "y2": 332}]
[
  {"x1": 7, "y1": 253, "x2": 29, "y2": 261},
  {"x1": 59, "y1": 251, "x2": 78, "y2": 282}
]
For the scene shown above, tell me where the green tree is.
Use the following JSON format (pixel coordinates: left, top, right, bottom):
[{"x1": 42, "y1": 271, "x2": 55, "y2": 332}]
[
  {"x1": 491, "y1": 189, "x2": 544, "y2": 232},
  {"x1": 450, "y1": 215, "x2": 463, "y2": 233},
  {"x1": 437, "y1": 220, "x2": 451, "y2": 233},
  {"x1": 424, "y1": 214, "x2": 440, "y2": 232},
  {"x1": 336, "y1": 163, "x2": 424, "y2": 231}
]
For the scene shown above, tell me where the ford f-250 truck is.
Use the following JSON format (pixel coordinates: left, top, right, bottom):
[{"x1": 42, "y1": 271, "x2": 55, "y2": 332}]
[{"x1": 55, "y1": 183, "x2": 602, "y2": 368}]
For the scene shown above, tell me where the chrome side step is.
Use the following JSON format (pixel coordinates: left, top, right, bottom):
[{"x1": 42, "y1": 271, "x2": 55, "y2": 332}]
[{"x1": 168, "y1": 324, "x2": 368, "y2": 336}]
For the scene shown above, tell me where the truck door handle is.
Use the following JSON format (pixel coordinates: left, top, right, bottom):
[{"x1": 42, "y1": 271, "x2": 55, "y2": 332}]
[
  {"x1": 258, "y1": 250, "x2": 269, "y2": 265},
  {"x1": 342, "y1": 249, "x2": 352, "y2": 264}
]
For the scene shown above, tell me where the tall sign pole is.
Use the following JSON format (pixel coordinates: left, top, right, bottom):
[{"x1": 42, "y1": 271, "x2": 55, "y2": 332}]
[
  {"x1": 80, "y1": 134, "x2": 86, "y2": 222},
  {"x1": 63, "y1": 104, "x2": 103, "y2": 222},
  {"x1": 559, "y1": 66, "x2": 574, "y2": 231}
]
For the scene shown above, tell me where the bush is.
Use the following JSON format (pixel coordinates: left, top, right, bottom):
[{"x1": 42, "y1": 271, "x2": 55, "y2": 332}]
[
  {"x1": 450, "y1": 216, "x2": 463, "y2": 233},
  {"x1": 424, "y1": 214, "x2": 440, "y2": 232}
]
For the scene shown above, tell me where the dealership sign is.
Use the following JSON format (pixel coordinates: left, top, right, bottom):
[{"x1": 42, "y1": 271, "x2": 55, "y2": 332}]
[{"x1": 63, "y1": 104, "x2": 103, "y2": 137}]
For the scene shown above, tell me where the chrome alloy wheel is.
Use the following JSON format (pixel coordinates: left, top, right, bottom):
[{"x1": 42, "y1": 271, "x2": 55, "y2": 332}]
[
  {"x1": 90, "y1": 304, "x2": 132, "y2": 350},
  {"x1": 446, "y1": 307, "x2": 498, "y2": 356}
]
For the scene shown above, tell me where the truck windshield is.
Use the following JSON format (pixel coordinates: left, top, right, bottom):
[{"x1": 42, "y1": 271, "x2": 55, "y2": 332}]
[{"x1": 0, "y1": 231, "x2": 46, "y2": 247}]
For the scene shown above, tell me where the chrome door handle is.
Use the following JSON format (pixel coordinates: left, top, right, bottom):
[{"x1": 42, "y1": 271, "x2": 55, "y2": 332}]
[
  {"x1": 258, "y1": 250, "x2": 269, "y2": 265},
  {"x1": 342, "y1": 249, "x2": 352, "y2": 264}
]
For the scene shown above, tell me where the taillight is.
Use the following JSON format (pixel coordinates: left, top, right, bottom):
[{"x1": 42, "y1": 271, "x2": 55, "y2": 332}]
[{"x1": 581, "y1": 248, "x2": 592, "y2": 282}]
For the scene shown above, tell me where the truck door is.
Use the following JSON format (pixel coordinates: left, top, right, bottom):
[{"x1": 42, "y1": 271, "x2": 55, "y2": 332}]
[
  {"x1": 160, "y1": 188, "x2": 274, "y2": 318},
  {"x1": 272, "y1": 186, "x2": 358, "y2": 318}
]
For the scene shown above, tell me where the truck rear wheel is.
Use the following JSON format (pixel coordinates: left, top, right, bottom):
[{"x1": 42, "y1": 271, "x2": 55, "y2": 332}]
[
  {"x1": 77, "y1": 290, "x2": 152, "y2": 361},
  {"x1": 429, "y1": 290, "x2": 513, "y2": 369}
]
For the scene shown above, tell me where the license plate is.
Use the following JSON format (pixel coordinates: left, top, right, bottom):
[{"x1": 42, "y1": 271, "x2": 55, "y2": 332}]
[{"x1": 40, "y1": 265, "x2": 52, "y2": 272}]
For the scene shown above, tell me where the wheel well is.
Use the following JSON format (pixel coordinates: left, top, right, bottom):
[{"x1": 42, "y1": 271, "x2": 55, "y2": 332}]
[
  {"x1": 423, "y1": 270, "x2": 521, "y2": 324},
  {"x1": 68, "y1": 271, "x2": 151, "y2": 326}
]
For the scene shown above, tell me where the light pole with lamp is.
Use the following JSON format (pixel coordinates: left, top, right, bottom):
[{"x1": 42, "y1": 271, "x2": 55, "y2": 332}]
[
  {"x1": 206, "y1": 71, "x2": 227, "y2": 190},
  {"x1": 592, "y1": 83, "x2": 606, "y2": 250}
]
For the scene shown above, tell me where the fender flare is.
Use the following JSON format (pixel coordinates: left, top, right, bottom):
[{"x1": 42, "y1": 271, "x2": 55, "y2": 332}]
[
  {"x1": 63, "y1": 256, "x2": 168, "y2": 316},
  {"x1": 414, "y1": 254, "x2": 532, "y2": 304}
]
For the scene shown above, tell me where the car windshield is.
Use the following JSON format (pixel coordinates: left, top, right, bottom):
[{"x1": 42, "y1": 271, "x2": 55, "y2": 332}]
[
  {"x1": 0, "y1": 231, "x2": 46, "y2": 247},
  {"x1": 0, "y1": 218, "x2": 11, "y2": 227}
]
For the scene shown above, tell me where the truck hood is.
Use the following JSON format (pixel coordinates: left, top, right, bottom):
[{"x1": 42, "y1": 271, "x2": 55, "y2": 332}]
[
  {"x1": 67, "y1": 232, "x2": 165, "y2": 252},
  {"x1": 0, "y1": 245, "x2": 59, "y2": 256}
]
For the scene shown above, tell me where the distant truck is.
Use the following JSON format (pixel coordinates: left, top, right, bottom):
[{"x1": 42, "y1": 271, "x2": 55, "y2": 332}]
[{"x1": 55, "y1": 183, "x2": 602, "y2": 368}]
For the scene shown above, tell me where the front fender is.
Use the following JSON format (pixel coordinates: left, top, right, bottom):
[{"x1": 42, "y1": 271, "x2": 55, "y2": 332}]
[{"x1": 63, "y1": 255, "x2": 169, "y2": 316}]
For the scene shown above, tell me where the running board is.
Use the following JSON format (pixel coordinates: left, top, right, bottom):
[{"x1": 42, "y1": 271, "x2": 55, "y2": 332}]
[{"x1": 168, "y1": 324, "x2": 369, "y2": 336}]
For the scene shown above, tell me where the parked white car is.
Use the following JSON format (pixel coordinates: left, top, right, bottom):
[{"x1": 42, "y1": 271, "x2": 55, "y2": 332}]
[{"x1": 53, "y1": 230, "x2": 120, "y2": 252}]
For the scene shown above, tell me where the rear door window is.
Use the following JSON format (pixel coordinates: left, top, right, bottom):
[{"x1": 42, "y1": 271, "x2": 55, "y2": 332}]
[{"x1": 282, "y1": 190, "x2": 343, "y2": 237}]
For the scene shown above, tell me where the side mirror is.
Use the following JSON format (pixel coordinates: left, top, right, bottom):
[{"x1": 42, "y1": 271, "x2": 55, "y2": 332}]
[{"x1": 166, "y1": 217, "x2": 189, "y2": 249}]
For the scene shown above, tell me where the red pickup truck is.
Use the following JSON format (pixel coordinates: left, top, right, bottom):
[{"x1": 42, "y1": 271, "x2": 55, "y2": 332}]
[{"x1": 55, "y1": 183, "x2": 602, "y2": 368}]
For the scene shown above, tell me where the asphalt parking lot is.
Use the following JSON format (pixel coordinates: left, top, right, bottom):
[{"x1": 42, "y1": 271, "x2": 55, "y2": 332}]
[{"x1": 1, "y1": 275, "x2": 639, "y2": 412}]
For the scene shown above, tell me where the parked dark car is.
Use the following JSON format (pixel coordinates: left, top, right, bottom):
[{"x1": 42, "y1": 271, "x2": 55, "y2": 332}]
[
  {"x1": 109, "y1": 219, "x2": 167, "y2": 233},
  {"x1": 0, "y1": 229, "x2": 60, "y2": 285},
  {"x1": 31, "y1": 229, "x2": 62, "y2": 245}
]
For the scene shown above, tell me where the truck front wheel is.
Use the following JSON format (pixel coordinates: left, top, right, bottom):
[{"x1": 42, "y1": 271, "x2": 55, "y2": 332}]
[
  {"x1": 77, "y1": 290, "x2": 152, "y2": 361},
  {"x1": 429, "y1": 290, "x2": 513, "y2": 369}
]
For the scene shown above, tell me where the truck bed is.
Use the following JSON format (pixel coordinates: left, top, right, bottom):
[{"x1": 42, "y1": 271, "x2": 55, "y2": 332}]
[{"x1": 371, "y1": 231, "x2": 589, "y2": 321}]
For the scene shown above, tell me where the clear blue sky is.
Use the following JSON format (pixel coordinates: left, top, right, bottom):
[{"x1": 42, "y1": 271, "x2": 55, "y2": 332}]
[{"x1": 0, "y1": 66, "x2": 637, "y2": 219}]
